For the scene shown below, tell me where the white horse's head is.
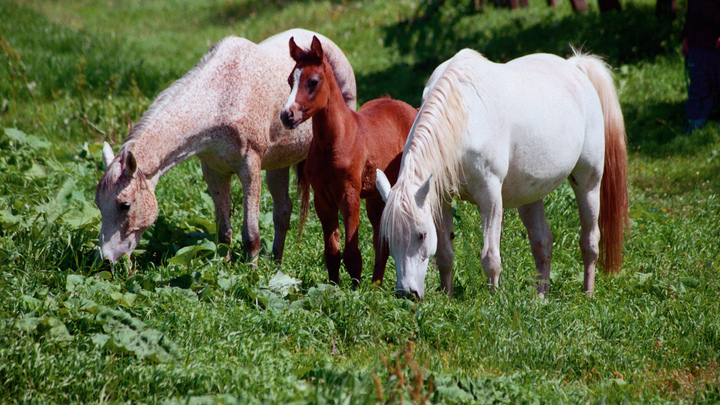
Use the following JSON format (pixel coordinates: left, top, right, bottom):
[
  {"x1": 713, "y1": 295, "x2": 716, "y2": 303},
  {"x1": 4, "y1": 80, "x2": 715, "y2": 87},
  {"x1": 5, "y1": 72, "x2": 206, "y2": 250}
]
[
  {"x1": 95, "y1": 142, "x2": 158, "y2": 263},
  {"x1": 376, "y1": 169, "x2": 436, "y2": 300}
]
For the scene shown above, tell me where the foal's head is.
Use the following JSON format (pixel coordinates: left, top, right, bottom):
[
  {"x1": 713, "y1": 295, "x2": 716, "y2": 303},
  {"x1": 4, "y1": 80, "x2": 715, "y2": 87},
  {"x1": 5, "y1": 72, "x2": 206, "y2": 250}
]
[
  {"x1": 95, "y1": 143, "x2": 158, "y2": 263},
  {"x1": 280, "y1": 36, "x2": 333, "y2": 129}
]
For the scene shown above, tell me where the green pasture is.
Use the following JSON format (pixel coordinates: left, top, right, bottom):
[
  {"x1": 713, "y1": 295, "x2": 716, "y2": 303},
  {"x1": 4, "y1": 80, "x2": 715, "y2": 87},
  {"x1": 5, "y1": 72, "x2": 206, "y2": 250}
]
[{"x1": 1, "y1": 0, "x2": 719, "y2": 403}]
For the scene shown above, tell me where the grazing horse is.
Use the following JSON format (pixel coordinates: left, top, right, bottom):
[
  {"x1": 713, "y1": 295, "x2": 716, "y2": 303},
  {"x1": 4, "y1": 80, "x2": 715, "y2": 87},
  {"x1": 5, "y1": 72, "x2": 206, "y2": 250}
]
[
  {"x1": 95, "y1": 29, "x2": 356, "y2": 264},
  {"x1": 280, "y1": 36, "x2": 417, "y2": 285},
  {"x1": 376, "y1": 49, "x2": 629, "y2": 299}
]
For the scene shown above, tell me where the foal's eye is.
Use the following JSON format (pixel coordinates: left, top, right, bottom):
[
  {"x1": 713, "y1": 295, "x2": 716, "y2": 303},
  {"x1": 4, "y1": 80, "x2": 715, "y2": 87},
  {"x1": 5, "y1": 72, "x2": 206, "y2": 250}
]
[
  {"x1": 308, "y1": 78, "x2": 319, "y2": 90},
  {"x1": 118, "y1": 201, "x2": 131, "y2": 212}
]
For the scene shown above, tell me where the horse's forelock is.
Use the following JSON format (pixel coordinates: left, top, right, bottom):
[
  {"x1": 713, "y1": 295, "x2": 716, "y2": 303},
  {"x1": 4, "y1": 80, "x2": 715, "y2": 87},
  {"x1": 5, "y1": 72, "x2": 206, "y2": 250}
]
[{"x1": 380, "y1": 181, "x2": 429, "y2": 254}]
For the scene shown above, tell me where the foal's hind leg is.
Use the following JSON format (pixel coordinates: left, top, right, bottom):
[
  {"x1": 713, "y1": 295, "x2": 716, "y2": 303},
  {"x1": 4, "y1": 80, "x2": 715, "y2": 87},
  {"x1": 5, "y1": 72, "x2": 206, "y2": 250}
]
[
  {"x1": 570, "y1": 175, "x2": 601, "y2": 297},
  {"x1": 518, "y1": 200, "x2": 553, "y2": 296},
  {"x1": 266, "y1": 167, "x2": 292, "y2": 264},
  {"x1": 366, "y1": 196, "x2": 389, "y2": 285},
  {"x1": 201, "y1": 162, "x2": 233, "y2": 261}
]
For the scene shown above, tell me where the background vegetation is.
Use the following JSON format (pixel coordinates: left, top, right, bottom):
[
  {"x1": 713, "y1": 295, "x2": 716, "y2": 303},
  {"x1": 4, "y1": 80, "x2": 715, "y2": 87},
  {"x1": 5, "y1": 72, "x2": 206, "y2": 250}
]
[{"x1": 1, "y1": 0, "x2": 719, "y2": 403}]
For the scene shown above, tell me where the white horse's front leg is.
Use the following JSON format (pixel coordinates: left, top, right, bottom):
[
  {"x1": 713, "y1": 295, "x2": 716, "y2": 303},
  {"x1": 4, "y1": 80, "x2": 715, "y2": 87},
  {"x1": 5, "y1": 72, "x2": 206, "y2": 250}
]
[
  {"x1": 476, "y1": 181, "x2": 504, "y2": 290},
  {"x1": 201, "y1": 161, "x2": 233, "y2": 261},
  {"x1": 518, "y1": 200, "x2": 553, "y2": 296},
  {"x1": 266, "y1": 167, "x2": 291, "y2": 264},
  {"x1": 435, "y1": 200, "x2": 455, "y2": 297}
]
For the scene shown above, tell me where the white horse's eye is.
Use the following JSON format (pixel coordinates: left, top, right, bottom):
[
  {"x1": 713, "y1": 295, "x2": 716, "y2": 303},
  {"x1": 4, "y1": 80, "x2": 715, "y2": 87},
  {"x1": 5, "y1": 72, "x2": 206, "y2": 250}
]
[{"x1": 418, "y1": 231, "x2": 426, "y2": 241}]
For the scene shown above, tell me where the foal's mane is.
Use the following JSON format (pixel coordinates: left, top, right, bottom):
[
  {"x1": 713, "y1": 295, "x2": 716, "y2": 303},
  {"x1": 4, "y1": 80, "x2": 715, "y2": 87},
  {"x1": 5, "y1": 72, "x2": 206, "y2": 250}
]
[
  {"x1": 381, "y1": 50, "x2": 480, "y2": 245},
  {"x1": 116, "y1": 37, "x2": 231, "y2": 157}
]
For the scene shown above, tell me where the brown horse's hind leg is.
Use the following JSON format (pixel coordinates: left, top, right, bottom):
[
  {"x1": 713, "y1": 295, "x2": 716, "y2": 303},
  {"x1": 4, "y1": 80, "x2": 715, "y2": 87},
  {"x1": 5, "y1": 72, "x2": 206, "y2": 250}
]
[
  {"x1": 266, "y1": 167, "x2": 291, "y2": 264},
  {"x1": 366, "y1": 196, "x2": 388, "y2": 285},
  {"x1": 314, "y1": 192, "x2": 342, "y2": 284},
  {"x1": 201, "y1": 162, "x2": 233, "y2": 261},
  {"x1": 518, "y1": 199, "x2": 553, "y2": 296}
]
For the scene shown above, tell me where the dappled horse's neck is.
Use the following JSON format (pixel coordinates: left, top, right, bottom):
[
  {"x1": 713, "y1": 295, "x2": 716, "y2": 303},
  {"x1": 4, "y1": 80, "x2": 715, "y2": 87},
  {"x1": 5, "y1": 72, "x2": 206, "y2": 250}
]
[{"x1": 122, "y1": 109, "x2": 216, "y2": 185}]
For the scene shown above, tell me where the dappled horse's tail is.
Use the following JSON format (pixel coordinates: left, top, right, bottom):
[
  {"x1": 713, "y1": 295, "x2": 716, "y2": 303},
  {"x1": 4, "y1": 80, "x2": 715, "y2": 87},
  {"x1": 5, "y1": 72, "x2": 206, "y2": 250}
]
[
  {"x1": 570, "y1": 52, "x2": 629, "y2": 274},
  {"x1": 295, "y1": 160, "x2": 311, "y2": 239}
]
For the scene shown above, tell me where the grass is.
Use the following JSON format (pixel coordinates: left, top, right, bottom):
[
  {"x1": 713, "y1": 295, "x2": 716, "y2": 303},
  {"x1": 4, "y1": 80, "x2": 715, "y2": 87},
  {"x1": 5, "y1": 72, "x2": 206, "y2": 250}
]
[{"x1": 1, "y1": 0, "x2": 720, "y2": 403}]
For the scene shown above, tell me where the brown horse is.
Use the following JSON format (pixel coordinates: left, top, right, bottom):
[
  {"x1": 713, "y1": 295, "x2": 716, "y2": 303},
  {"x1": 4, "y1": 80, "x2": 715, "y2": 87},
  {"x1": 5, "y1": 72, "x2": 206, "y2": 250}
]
[{"x1": 280, "y1": 36, "x2": 417, "y2": 285}]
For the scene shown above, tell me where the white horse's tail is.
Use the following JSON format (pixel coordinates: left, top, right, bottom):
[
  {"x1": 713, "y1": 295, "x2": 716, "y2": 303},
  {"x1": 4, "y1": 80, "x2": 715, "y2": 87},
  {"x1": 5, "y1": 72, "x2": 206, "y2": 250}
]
[{"x1": 570, "y1": 52, "x2": 629, "y2": 274}]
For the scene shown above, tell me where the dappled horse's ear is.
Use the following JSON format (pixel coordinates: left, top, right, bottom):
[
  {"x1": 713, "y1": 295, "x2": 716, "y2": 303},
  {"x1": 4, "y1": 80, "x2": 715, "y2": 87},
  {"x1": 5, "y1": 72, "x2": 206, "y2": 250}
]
[
  {"x1": 123, "y1": 150, "x2": 138, "y2": 178},
  {"x1": 288, "y1": 37, "x2": 303, "y2": 61},
  {"x1": 310, "y1": 36, "x2": 324, "y2": 61},
  {"x1": 376, "y1": 169, "x2": 392, "y2": 202},
  {"x1": 415, "y1": 175, "x2": 433, "y2": 208},
  {"x1": 102, "y1": 142, "x2": 115, "y2": 169}
]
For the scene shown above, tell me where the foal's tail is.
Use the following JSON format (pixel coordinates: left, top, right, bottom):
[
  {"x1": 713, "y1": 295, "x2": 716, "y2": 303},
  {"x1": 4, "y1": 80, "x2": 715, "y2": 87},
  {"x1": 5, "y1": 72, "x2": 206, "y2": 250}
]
[
  {"x1": 570, "y1": 52, "x2": 630, "y2": 274},
  {"x1": 295, "y1": 160, "x2": 311, "y2": 239}
]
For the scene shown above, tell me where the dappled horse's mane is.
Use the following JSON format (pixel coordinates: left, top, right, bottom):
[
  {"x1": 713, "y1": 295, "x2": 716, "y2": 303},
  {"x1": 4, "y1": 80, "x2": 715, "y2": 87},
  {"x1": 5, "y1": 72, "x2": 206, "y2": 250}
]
[
  {"x1": 381, "y1": 51, "x2": 482, "y2": 250},
  {"x1": 115, "y1": 37, "x2": 231, "y2": 158}
]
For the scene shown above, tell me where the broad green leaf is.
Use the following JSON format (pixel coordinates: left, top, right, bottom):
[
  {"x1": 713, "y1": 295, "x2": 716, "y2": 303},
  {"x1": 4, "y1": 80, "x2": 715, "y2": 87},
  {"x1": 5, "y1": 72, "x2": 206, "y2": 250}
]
[
  {"x1": 268, "y1": 270, "x2": 302, "y2": 297},
  {"x1": 66, "y1": 274, "x2": 87, "y2": 292},
  {"x1": 94, "y1": 308, "x2": 180, "y2": 363}
]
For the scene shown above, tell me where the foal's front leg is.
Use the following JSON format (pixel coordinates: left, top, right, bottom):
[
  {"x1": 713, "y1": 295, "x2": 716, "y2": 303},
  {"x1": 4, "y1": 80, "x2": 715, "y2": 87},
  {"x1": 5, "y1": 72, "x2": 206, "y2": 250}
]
[
  {"x1": 340, "y1": 188, "x2": 363, "y2": 285},
  {"x1": 314, "y1": 192, "x2": 342, "y2": 284}
]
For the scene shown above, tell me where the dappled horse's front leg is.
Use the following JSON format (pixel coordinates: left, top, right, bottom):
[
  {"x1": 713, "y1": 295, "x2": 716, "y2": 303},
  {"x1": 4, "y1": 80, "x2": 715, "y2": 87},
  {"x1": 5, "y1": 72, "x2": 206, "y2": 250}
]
[
  {"x1": 340, "y1": 189, "x2": 363, "y2": 285},
  {"x1": 436, "y1": 201, "x2": 455, "y2": 297},
  {"x1": 236, "y1": 153, "x2": 263, "y2": 264},
  {"x1": 314, "y1": 192, "x2": 342, "y2": 284},
  {"x1": 266, "y1": 167, "x2": 292, "y2": 263},
  {"x1": 366, "y1": 196, "x2": 389, "y2": 285},
  {"x1": 201, "y1": 162, "x2": 233, "y2": 261},
  {"x1": 518, "y1": 200, "x2": 553, "y2": 296}
]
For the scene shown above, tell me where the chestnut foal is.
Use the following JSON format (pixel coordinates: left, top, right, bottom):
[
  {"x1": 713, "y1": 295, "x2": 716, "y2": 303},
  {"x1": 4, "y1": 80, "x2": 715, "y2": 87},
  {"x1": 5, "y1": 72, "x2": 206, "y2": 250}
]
[{"x1": 281, "y1": 36, "x2": 417, "y2": 285}]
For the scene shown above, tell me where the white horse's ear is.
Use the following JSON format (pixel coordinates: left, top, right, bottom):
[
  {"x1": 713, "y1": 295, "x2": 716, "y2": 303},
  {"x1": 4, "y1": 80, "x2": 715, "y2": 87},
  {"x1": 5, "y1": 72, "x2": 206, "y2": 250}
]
[
  {"x1": 124, "y1": 150, "x2": 137, "y2": 177},
  {"x1": 102, "y1": 142, "x2": 115, "y2": 169},
  {"x1": 376, "y1": 169, "x2": 392, "y2": 202},
  {"x1": 415, "y1": 174, "x2": 433, "y2": 208}
]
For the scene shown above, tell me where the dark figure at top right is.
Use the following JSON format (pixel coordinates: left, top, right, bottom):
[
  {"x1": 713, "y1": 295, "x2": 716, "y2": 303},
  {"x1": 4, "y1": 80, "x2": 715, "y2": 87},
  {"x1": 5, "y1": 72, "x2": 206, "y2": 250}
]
[{"x1": 682, "y1": 0, "x2": 720, "y2": 133}]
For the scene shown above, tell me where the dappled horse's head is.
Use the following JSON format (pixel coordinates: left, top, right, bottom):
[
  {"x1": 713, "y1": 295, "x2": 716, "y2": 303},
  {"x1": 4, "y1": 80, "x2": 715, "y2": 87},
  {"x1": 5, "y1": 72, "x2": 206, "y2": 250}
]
[
  {"x1": 280, "y1": 36, "x2": 332, "y2": 129},
  {"x1": 94, "y1": 143, "x2": 158, "y2": 263},
  {"x1": 376, "y1": 170, "x2": 438, "y2": 300}
]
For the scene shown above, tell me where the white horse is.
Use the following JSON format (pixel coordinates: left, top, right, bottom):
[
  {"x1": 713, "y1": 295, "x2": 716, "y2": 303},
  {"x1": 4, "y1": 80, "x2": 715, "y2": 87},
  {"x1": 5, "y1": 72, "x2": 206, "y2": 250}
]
[
  {"x1": 95, "y1": 29, "x2": 356, "y2": 264},
  {"x1": 376, "y1": 49, "x2": 629, "y2": 299}
]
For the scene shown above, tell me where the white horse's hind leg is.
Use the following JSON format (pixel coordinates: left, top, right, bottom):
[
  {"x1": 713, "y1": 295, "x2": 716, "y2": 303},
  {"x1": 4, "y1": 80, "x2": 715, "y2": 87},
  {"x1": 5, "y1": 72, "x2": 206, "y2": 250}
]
[
  {"x1": 517, "y1": 200, "x2": 553, "y2": 296},
  {"x1": 570, "y1": 177, "x2": 601, "y2": 297},
  {"x1": 201, "y1": 162, "x2": 233, "y2": 261},
  {"x1": 436, "y1": 200, "x2": 455, "y2": 297},
  {"x1": 266, "y1": 167, "x2": 291, "y2": 264}
]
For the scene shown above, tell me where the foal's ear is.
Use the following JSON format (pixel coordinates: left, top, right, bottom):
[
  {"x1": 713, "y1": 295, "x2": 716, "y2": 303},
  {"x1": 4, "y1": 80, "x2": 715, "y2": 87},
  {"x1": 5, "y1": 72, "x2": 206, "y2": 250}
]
[
  {"x1": 415, "y1": 175, "x2": 433, "y2": 208},
  {"x1": 102, "y1": 142, "x2": 115, "y2": 169},
  {"x1": 123, "y1": 151, "x2": 138, "y2": 178},
  {"x1": 288, "y1": 37, "x2": 303, "y2": 61},
  {"x1": 376, "y1": 169, "x2": 392, "y2": 203},
  {"x1": 310, "y1": 36, "x2": 324, "y2": 60}
]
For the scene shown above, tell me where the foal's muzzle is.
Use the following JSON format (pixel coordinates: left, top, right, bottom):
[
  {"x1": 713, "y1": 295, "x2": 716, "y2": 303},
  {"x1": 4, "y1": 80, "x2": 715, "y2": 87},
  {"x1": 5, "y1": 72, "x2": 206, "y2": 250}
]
[{"x1": 280, "y1": 110, "x2": 301, "y2": 129}]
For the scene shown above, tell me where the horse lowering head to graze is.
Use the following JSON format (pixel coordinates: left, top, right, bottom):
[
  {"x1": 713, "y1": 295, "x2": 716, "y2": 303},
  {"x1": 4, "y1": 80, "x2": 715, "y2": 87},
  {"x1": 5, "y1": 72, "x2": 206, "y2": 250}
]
[
  {"x1": 280, "y1": 36, "x2": 417, "y2": 286},
  {"x1": 95, "y1": 29, "x2": 356, "y2": 265},
  {"x1": 377, "y1": 48, "x2": 629, "y2": 300}
]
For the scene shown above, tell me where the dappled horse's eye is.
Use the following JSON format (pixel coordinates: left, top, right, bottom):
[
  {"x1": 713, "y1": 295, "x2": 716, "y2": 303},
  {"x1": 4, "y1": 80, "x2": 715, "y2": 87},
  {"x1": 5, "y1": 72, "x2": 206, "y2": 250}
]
[{"x1": 118, "y1": 201, "x2": 131, "y2": 212}]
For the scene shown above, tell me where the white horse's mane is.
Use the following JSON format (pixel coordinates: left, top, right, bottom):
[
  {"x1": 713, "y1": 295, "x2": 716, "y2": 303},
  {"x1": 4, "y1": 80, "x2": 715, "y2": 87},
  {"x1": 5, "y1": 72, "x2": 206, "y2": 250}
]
[
  {"x1": 118, "y1": 37, "x2": 233, "y2": 156},
  {"x1": 382, "y1": 50, "x2": 482, "y2": 246}
]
